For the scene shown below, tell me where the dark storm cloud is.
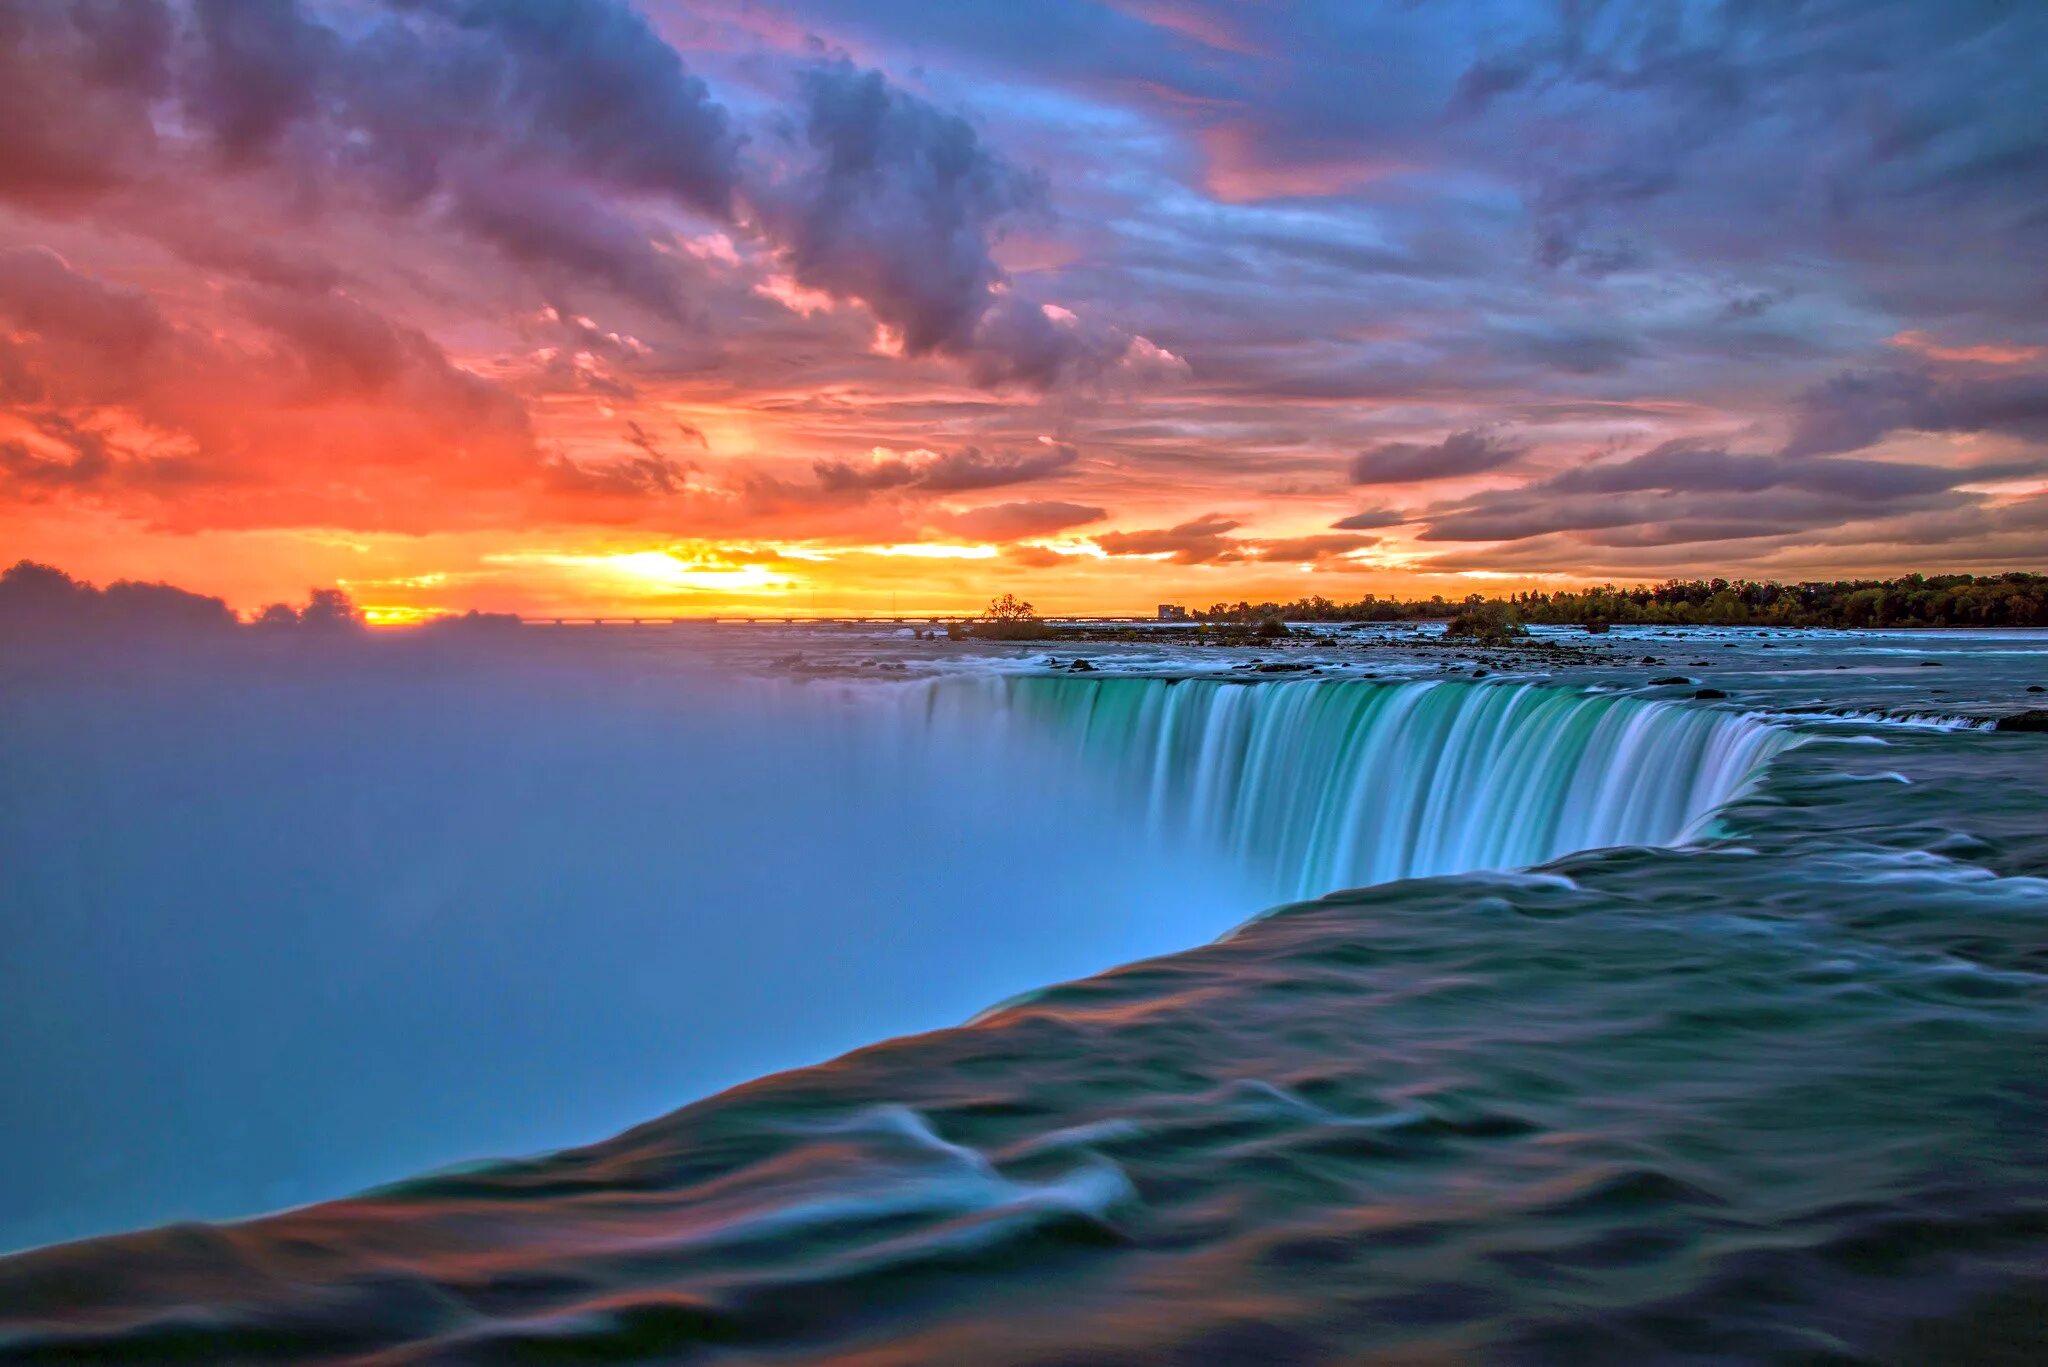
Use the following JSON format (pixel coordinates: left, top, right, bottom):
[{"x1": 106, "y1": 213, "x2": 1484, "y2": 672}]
[{"x1": 1350, "y1": 430, "x2": 1524, "y2": 486}]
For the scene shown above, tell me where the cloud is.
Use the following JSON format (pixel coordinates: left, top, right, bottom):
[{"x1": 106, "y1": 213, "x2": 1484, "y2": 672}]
[
  {"x1": 0, "y1": 430, "x2": 111, "y2": 489},
  {"x1": 813, "y1": 443, "x2": 1079, "y2": 495},
  {"x1": 755, "y1": 60, "x2": 1045, "y2": 358},
  {"x1": 941, "y1": 500, "x2": 1105, "y2": 540},
  {"x1": 962, "y1": 298, "x2": 1188, "y2": 390},
  {"x1": 1785, "y1": 367, "x2": 2048, "y2": 457},
  {"x1": 1331, "y1": 507, "x2": 1408, "y2": 530},
  {"x1": 1247, "y1": 533, "x2": 1376, "y2": 563},
  {"x1": 0, "y1": 0, "x2": 173, "y2": 206},
  {"x1": 1416, "y1": 484, "x2": 2048, "y2": 578},
  {"x1": 0, "y1": 5, "x2": 1186, "y2": 398},
  {"x1": 241, "y1": 289, "x2": 472, "y2": 404},
  {"x1": 0, "y1": 248, "x2": 538, "y2": 527},
  {"x1": 753, "y1": 61, "x2": 1164, "y2": 389},
  {"x1": 300, "y1": 0, "x2": 740, "y2": 217},
  {"x1": 545, "y1": 451, "x2": 693, "y2": 500},
  {"x1": 1414, "y1": 439, "x2": 2046, "y2": 547},
  {"x1": 445, "y1": 171, "x2": 689, "y2": 312},
  {"x1": 1093, "y1": 513, "x2": 1243, "y2": 564},
  {"x1": 1088, "y1": 514, "x2": 1376, "y2": 566},
  {"x1": 1003, "y1": 543, "x2": 1068, "y2": 569},
  {"x1": 1889, "y1": 331, "x2": 2045, "y2": 366},
  {"x1": 916, "y1": 443, "x2": 1081, "y2": 492},
  {"x1": 1349, "y1": 430, "x2": 1524, "y2": 485},
  {"x1": 0, "y1": 0, "x2": 741, "y2": 306},
  {"x1": 185, "y1": 0, "x2": 331, "y2": 160},
  {"x1": 0, "y1": 413, "x2": 200, "y2": 494},
  {"x1": 0, "y1": 247, "x2": 169, "y2": 402}
]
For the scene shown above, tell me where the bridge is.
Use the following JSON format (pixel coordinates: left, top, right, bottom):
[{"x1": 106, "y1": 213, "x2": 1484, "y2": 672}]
[{"x1": 517, "y1": 614, "x2": 1161, "y2": 627}]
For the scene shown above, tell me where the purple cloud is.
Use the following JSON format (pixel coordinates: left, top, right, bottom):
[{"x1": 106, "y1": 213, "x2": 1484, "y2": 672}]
[
  {"x1": 813, "y1": 443, "x2": 1079, "y2": 495},
  {"x1": 1350, "y1": 430, "x2": 1524, "y2": 485}
]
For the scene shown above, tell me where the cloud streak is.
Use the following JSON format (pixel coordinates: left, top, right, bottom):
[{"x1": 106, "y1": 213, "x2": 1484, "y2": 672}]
[{"x1": 1350, "y1": 430, "x2": 1525, "y2": 486}]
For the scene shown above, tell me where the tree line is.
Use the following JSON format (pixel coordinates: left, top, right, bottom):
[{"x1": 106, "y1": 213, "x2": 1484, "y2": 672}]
[
  {"x1": 0, "y1": 559, "x2": 365, "y2": 635},
  {"x1": 1194, "y1": 572, "x2": 2048, "y2": 629}
]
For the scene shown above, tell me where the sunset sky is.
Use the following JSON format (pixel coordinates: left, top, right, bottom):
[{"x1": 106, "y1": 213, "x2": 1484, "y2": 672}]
[{"x1": 2, "y1": 0, "x2": 2045, "y2": 620}]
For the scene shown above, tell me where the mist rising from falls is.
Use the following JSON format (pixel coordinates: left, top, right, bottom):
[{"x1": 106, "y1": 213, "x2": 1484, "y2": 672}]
[{"x1": 921, "y1": 676, "x2": 1792, "y2": 901}]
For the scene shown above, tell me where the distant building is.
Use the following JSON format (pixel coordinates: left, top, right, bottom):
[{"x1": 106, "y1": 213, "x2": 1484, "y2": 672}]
[{"x1": 1157, "y1": 603, "x2": 1190, "y2": 621}]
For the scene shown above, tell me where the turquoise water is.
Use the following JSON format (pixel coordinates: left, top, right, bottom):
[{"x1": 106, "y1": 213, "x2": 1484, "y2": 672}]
[
  {"x1": 0, "y1": 627, "x2": 2043, "y2": 1362},
  {"x1": 963, "y1": 674, "x2": 1788, "y2": 899}
]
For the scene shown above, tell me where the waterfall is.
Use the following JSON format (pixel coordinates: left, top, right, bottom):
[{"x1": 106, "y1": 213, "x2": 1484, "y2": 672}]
[{"x1": 917, "y1": 676, "x2": 1790, "y2": 901}]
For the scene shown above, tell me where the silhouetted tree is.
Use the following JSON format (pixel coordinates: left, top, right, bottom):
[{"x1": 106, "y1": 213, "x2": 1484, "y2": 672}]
[
  {"x1": 982, "y1": 593, "x2": 1037, "y2": 623},
  {"x1": 0, "y1": 561, "x2": 94, "y2": 622},
  {"x1": 970, "y1": 592, "x2": 1054, "y2": 640},
  {"x1": 1, "y1": 560, "x2": 235, "y2": 635},
  {"x1": 298, "y1": 588, "x2": 364, "y2": 632}
]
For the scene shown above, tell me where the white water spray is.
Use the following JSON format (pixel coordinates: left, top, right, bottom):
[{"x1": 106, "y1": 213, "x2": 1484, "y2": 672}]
[{"x1": 913, "y1": 676, "x2": 1790, "y2": 900}]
